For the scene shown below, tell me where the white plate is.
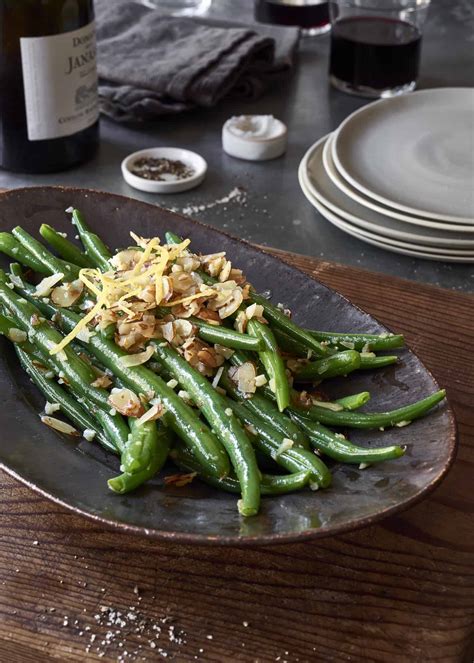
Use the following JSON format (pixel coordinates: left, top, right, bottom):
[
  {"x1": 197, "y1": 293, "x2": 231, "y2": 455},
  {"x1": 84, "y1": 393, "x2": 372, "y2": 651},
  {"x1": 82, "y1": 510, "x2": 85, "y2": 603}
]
[
  {"x1": 299, "y1": 165, "x2": 474, "y2": 263},
  {"x1": 300, "y1": 169, "x2": 474, "y2": 257},
  {"x1": 324, "y1": 134, "x2": 474, "y2": 234},
  {"x1": 332, "y1": 88, "x2": 474, "y2": 223},
  {"x1": 121, "y1": 147, "x2": 207, "y2": 194},
  {"x1": 301, "y1": 135, "x2": 474, "y2": 249}
]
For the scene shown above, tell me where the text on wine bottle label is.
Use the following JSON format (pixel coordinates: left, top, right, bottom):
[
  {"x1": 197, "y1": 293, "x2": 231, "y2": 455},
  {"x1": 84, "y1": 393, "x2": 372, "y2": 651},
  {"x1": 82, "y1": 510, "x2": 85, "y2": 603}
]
[{"x1": 20, "y1": 21, "x2": 99, "y2": 142}]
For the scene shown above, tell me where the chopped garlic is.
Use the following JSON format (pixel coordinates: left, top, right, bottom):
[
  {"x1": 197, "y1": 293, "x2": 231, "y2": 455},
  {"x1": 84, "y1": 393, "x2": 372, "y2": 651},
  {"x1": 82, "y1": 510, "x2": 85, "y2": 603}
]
[
  {"x1": 340, "y1": 340, "x2": 355, "y2": 349},
  {"x1": 9, "y1": 274, "x2": 24, "y2": 288},
  {"x1": 8, "y1": 328, "x2": 27, "y2": 343},
  {"x1": 178, "y1": 390, "x2": 193, "y2": 405},
  {"x1": 274, "y1": 438, "x2": 293, "y2": 458},
  {"x1": 83, "y1": 429, "x2": 96, "y2": 442},
  {"x1": 44, "y1": 401, "x2": 61, "y2": 415},
  {"x1": 255, "y1": 374, "x2": 267, "y2": 387}
]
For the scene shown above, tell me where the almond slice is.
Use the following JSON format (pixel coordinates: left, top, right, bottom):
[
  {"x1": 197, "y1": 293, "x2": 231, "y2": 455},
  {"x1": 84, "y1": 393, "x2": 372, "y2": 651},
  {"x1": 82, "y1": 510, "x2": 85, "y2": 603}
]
[
  {"x1": 40, "y1": 415, "x2": 79, "y2": 436},
  {"x1": 119, "y1": 345, "x2": 155, "y2": 367}
]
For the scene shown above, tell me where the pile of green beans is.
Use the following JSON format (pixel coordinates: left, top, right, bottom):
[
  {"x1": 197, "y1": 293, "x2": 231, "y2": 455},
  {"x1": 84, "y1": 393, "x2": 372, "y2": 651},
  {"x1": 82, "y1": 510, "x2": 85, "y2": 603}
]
[{"x1": 0, "y1": 211, "x2": 447, "y2": 516}]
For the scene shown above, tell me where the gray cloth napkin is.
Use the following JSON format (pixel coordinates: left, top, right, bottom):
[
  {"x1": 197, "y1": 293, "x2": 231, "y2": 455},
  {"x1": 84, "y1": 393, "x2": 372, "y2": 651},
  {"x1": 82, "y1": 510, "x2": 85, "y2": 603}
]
[{"x1": 95, "y1": 0, "x2": 300, "y2": 122}]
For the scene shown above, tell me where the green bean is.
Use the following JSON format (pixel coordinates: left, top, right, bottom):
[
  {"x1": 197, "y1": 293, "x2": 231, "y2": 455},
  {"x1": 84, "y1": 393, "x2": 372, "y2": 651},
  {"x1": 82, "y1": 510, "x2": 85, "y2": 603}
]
[
  {"x1": 0, "y1": 300, "x2": 130, "y2": 454},
  {"x1": 9, "y1": 262, "x2": 24, "y2": 278},
  {"x1": 121, "y1": 419, "x2": 159, "y2": 475},
  {"x1": 40, "y1": 224, "x2": 93, "y2": 268},
  {"x1": 359, "y1": 355, "x2": 398, "y2": 369},
  {"x1": 335, "y1": 391, "x2": 371, "y2": 411},
  {"x1": 21, "y1": 296, "x2": 231, "y2": 480},
  {"x1": 165, "y1": 231, "x2": 184, "y2": 245},
  {"x1": 293, "y1": 350, "x2": 361, "y2": 382},
  {"x1": 0, "y1": 233, "x2": 49, "y2": 274},
  {"x1": 225, "y1": 399, "x2": 331, "y2": 489},
  {"x1": 152, "y1": 341, "x2": 260, "y2": 516},
  {"x1": 84, "y1": 398, "x2": 130, "y2": 454},
  {"x1": 71, "y1": 209, "x2": 112, "y2": 271},
  {"x1": 292, "y1": 389, "x2": 446, "y2": 429},
  {"x1": 250, "y1": 292, "x2": 329, "y2": 358},
  {"x1": 272, "y1": 326, "x2": 308, "y2": 357},
  {"x1": 100, "y1": 323, "x2": 116, "y2": 341},
  {"x1": 0, "y1": 279, "x2": 115, "y2": 411},
  {"x1": 11, "y1": 227, "x2": 80, "y2": 280},
  {"x1": 108, "y1": 425, "x2": 172, "y2": 494},
  {"x1": 220, "y1": 366, "x2": 310, "y2": 450},
  {"x1": 165, "y1": 230, "x2": 328, "y2": 357},
  {"x1": 290, "y1": 411, "x2": 405, "y2": 464},
  {"x1": 0, "y1": 311, "x2": 21, "y2": 337},
  {"x1": 170, "y1": 446, "x2": 311, "y2": 495},
  {"x1": 247, "y1": 318, "x2": 290, "y2": 412},
  {"x1": 190, "y1": 316, "x2": 264, "y2": 351},
  {"x1": 306, "y1": 329, "x2": 405, "y2": 352},
  {"x1": 15, "y1": 346, "x2": 117, "y2": 454}
]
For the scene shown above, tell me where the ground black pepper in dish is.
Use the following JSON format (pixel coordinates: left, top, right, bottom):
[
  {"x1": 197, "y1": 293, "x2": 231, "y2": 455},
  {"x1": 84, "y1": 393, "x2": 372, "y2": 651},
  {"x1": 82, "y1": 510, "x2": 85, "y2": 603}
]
[{"x1": 131, "y1": 157, "x2": 195, "y2": 181}]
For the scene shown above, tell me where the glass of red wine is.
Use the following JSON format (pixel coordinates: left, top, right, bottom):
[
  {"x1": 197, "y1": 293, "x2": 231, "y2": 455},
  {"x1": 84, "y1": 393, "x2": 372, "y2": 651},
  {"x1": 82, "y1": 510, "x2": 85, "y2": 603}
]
[
  {"x1": 329, "y1": 0, "x2": 431, "y2": 98},
  {"x1": 255, "y1": 1, "x2": 331, "y2": 36}
]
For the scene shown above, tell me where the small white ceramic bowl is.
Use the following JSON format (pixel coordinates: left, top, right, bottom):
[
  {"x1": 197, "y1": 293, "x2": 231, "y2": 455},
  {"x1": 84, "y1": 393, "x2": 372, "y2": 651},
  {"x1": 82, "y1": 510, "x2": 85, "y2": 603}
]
[
  {"x1": 222, "y1": 115, "x2": 288, "y2": 161},
  {"x1": 121, "y1": 147, "x2": 207, "y2": 194}
]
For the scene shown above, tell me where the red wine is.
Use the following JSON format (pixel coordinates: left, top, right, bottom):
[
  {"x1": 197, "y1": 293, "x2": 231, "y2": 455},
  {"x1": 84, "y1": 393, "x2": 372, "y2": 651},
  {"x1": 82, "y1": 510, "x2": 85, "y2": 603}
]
[
  {"x1": 255, "y1": 0, "x2": 329, "y2": 31},
  {"x1": 0, "y1": 0, "x2": 99, "y2": 174},
  {"x1": 329, "y1": 17, "x2": 422, "y2": 92}
]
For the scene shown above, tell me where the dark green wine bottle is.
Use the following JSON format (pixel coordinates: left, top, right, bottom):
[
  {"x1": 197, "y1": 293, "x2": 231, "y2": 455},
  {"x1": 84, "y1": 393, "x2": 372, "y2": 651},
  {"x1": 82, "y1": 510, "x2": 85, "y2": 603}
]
[{"x1": 0, "y1": 0, "x2": 99, "y2": 173}]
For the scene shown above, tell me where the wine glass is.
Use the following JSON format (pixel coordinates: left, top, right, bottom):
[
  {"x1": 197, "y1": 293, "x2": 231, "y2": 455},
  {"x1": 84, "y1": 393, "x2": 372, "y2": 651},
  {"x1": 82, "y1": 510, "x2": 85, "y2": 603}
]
[{"x1": 138, "y1": 0, "x2": 212, "y2": 16}]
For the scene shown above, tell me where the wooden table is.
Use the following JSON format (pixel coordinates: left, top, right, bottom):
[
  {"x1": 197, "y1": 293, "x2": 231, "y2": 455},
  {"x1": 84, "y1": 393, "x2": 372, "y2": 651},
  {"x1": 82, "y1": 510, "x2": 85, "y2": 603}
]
[{"x1": 0, "y1": 251, "x2": 473, "y2": 663}]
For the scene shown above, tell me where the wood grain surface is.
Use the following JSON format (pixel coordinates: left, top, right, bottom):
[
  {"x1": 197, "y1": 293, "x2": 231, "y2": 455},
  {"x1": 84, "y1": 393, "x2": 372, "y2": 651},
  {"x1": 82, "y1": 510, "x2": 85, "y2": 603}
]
[{"x1": 0, "y1": 248, "x2": 473, "y2": 663}]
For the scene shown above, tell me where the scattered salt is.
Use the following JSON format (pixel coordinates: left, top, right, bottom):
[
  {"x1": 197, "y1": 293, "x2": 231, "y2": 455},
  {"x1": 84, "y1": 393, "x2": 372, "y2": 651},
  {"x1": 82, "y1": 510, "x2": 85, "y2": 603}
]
[{"x1": 171, "y1": 187, "x2": 247, "y2": 217}]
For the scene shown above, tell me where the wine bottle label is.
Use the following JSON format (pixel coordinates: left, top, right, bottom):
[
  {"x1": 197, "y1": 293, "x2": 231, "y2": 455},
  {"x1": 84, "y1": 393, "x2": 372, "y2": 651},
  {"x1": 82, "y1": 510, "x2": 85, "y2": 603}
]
[{"x1": 20, "y1": 21, "x2": 99, "y2": 142}]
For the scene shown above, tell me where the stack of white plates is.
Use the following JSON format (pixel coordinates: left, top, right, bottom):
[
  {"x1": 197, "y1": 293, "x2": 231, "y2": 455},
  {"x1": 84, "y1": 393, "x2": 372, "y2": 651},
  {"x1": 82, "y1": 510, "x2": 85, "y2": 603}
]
[{"x1": 298, "y1": 88, "x2": 474, "y2": 262}]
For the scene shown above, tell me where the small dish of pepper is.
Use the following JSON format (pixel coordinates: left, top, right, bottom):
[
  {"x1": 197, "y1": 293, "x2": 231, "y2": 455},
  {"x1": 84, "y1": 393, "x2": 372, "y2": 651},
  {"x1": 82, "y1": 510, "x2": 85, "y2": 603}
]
[{"x1": 121, "y1": 147, "x2": 207, "y2": 194}]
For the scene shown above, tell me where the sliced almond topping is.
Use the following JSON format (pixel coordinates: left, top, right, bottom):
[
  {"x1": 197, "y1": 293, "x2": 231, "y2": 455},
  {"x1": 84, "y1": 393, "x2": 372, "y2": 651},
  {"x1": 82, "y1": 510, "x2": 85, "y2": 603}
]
[
  {"x1": 91, "y1": 374, "x2": 113, "y2": 389},
  {"x1": 214, "y1": 344, "x2": 234, "y2": 360},
  {"x1": 40, "y1": 415, "x2": 79, "y2": 436},
  {"x1": 34, "y1": 273, "x2": 64, "y2": 298},
  {"x1": 119, "y1": 345, "x2": 155, "y2": 367},
  {"x1": 229, "y1": 361, "x2": 257, "y2": 395},
  {"x1": 51, "y1": 280, "x2": 84, "y2": 307},
  {"x1": 135, "y1": 402, "x2": 165, "y2": 426},
  {"x1": 219, "y1": 289, "x2": 243, "y2": 319},
  {"x1": 245, "y1": 303, "x2": 264, "y2": 320},
  {"x1": 107, "y1": 388, "x2": 145, "y2": 418},
  {"x1": 218, "y1": 259, "x2": 232, "y2": 282}
]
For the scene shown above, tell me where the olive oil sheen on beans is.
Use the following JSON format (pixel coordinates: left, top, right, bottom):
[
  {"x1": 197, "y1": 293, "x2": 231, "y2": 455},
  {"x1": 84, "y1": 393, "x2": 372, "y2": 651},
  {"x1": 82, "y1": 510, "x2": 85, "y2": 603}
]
[{"x1": 0, "y1": 0, "x2": 99, "y2": 173}]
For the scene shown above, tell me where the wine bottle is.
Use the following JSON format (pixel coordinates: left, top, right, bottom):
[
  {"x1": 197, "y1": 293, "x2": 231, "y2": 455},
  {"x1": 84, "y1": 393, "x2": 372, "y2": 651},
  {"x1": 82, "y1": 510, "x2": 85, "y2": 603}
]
[{"x1": 0, "y1": 0, "x2": 99, "y2": 173}]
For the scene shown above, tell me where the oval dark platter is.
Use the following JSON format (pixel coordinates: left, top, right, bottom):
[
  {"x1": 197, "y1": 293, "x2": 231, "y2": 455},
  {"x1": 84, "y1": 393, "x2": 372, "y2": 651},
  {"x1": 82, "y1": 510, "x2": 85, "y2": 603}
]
[{"x1": 0, "y1": 187, "x2": 456, "y2": 545}]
